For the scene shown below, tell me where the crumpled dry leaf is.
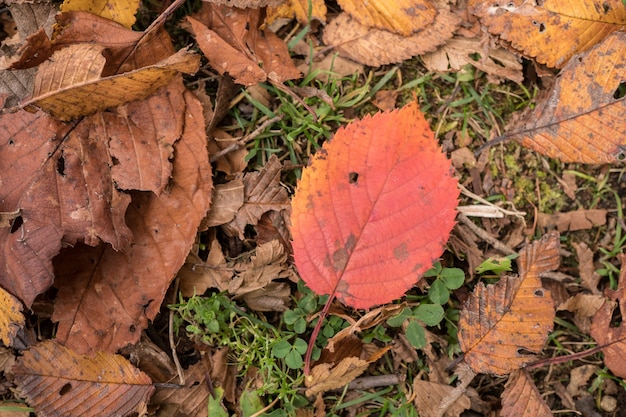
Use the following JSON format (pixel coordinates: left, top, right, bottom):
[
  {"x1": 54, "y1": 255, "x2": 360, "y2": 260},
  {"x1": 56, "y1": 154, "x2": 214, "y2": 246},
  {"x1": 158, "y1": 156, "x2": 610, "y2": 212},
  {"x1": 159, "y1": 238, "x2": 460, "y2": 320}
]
[
  {"x1": 573, "y1": 242, "x2": 602, "y2": 294},
  {"x1": 60, "y1": 0, "x2": 140, "y2": 28},
  {"x1": 459, "y1": 232, "x2": 558, "y2": 375},
  {"x1": 470, "y1": 0, "x2": 626, "y2": 68},
  {"x1": 205, "y1": 180, "x2": 245, "y2": 227},
  {"x1": 51, "y1": 90, "x2": 212, "y2": 355},
  {"x1": 240, "y1": 282, "x2": 291, "y2": 312},
  {"x1": 501, "y1": 369, "x2": 552, "y2": 417},
  {"x1": 151, "y1": 361, "x2": 213, "y2": 417},
  {"x1": 557, "y1": 293, "x2": 605, "y2": 334},
  {"x1": 323, "y1": 9, "x2": 460, "y2": 67},
  {"x1": 23, "y1": 43, "x2": 199, "y2": 121},
  {"x1": 502, "y1": 27, "x2": 626, "y2": 163},
  {"x1": 208, "y1": 128, "x2": 248, "y2": 175},
  {"x1": 412, "y1": 379, "x2": 471, "y2": 417},
  {"x1": 590, "y1": 254, "x2": 626, "y2": 378},
  {"x1": 305, "y1": 356, "x2": 369, "y2": 396},
  {"x1": 179, "y1": 236, "x2": 231, "y2": 296},
  {"x1": 185, "y1": 3, "x2": 300, "y2": 85},
  {"x1": 337, "y1": 0, "x2": 436, "y2": 36},
  {"x1": 13, "y1": 340, "x2": 154, "y2": 417},
  {"x1": 230, "y1": 240, "x2": 295, "y2": 295},
  {"x1": 228, "y1": 154, "x2": 290, "y2": 238},
  {"x1": 0, "y1": 286, "x2": 24, "y2": 346},
  {"x1": 422, "y1": 35, "x2": 523, "y2": 83},
  {"x1": 537, "y1": 209, "x2": 607, "y2": 232}
]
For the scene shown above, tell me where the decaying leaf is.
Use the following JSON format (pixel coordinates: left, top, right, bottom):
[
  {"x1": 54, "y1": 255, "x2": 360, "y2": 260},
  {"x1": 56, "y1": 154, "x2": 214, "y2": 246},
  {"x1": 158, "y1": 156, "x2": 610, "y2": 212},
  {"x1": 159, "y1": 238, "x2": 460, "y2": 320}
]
[
  {"x1": 151, "y1": 361, "x2": 212, "y2": 417},
  {"x1": 504, "y1": 31, "x2": 626, "y2": 163},
  {"x1": 412, "y1": 379, "x2": 471, "y2": 417},
  {"x1": 267, "y1": 0, "x2": 327, "y2": 25},
  {"x1": 590, "y1": 254, "x2": 626, "y2": 378},
  {"x1": 23, "y1": 44, "x2": 199, "y2": 121},
  {"x1": 470, "y1": 0, "x2": 626, "y2": 68},
  {"x1": 337, "y1": 0, "x2": 437, "y2": 36},
  {"x1": 537, "y1": 209, "x2": 607, "y2": 231},
  {"x1": 573, "y1": 242, "x2": 602, "y2": 294},
  {"x1": 291, "y1": 101, "x2": 459, "y2": 309},
  {"x1": 204, "y1": 180, "x2": 245, "y2": 227},
  {"x1": 60, "y1": 0, "x2": 141, "y2": 28},
  {"x1": 323, "y1": 10, "x2": 460, "y2": 67},
  {"x1": 12, "y1": 340, "x2": 154, "y2": 417},
  {"x1": 0, "y1": 286, "x2": 24, "y2": 346},
  {"x1": 305, "y1": 356, "x2": 369, "y2": 396},
  {"x1": 459, "y1": 232, "x2": 558, "y2": 375},
  {"x1": 228, "y1": 155, "x2": 290, "y2": 238},
  {"x1": 207, "y1": 129, "x2": 247, "y2": 175},
  {"x1": 51, "y1": 91, "x2": 212, "y2": 355},
  {"x1": 501, "y1": 370, "x2": 552, "y2": 417}
]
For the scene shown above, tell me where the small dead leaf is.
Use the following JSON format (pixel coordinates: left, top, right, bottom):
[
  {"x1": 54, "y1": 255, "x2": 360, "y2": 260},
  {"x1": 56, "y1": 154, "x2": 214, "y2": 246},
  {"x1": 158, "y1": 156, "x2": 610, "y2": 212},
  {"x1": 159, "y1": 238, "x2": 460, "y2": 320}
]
[
  {"x1": 412, "y1": 379, "x2": 471, "y2": 417},
  {"x1": 151, "y1": 361, "x2": 212, "y2": 417},
  {"x1": 179, "y1": 235, "x2": 231, "y2": 296},
  {"x1": 372, "y1": 90, "x2": 399, "y2": 111},
  {"x1": 557, "y1": 293, "x2": 605, "y2": 334},
  {"x1": 537, "y1": 209, "x2": 607, "y2": 232},
  {"x1": 567, "y1": 364, "x2": 598, "y2": 397},
  {"x1": 24, "y1": 44, "x2": 200, "y2": 121},
  {"x1": 60, "y1": 0, "x2": 141, "y2": 28},
  {"x1": 337, "y1": 0, "x2": 437, "y2": 36},
  {"x1": 267, "y1": 0, "x2": 327, "y2": 25},
  {"x1": 0, "y1": 286, "x2": 25, "y2": 346},
  {"x1": 305, "y1": 356, "x2": 369, "y2": 396},
  {"x1": 205, "y1": 180, "x2": 245, "y2": 227},
  {"x1": 573, "y1": 242, "x2": 602, "y2": 294},
  {"x1": 323, "y1": 10, "x2": 460, "y2": 67},
  {"x1": 470, "y1": 0, "x2": 626, "y2": 68},
  {"x1": 504, "y1": 31, "x2": 626, "y2": 163},
  {"x1": 590, "y1": 254, "x2": 626, "y2": 378},
  {"x1": 501, "y1": 369, "x2": 552, "y2": 417},
  {"x1": 12, "y1": 340, "x2": 154, "y2": 417},
  {"x1": 228, "y1": 155, "x2": 290, "y2": 238},
  {"x1": 459, "y1": 232, "x2": 558, "y2": 375},
  {"x1": 208, "y1": 129, "x2": 248, "y2": 175},
  {"x1": 240, "y1": 281, "x2": 291, "y2": 311}
]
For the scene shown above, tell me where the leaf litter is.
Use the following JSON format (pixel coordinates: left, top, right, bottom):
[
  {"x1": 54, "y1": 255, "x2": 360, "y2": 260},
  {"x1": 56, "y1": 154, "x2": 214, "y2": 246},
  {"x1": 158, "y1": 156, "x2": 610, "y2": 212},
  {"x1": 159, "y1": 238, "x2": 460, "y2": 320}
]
[{"x1": 1, "y1": 0, "x2": 626, "y2": 415}]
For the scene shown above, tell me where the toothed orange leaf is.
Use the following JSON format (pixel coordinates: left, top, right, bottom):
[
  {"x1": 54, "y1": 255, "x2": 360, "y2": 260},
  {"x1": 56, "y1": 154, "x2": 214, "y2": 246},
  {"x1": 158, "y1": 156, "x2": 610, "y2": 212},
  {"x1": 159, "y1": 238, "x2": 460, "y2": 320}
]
[{"x1": 291, "y1": 102, "x2": 458, "y2": 309}]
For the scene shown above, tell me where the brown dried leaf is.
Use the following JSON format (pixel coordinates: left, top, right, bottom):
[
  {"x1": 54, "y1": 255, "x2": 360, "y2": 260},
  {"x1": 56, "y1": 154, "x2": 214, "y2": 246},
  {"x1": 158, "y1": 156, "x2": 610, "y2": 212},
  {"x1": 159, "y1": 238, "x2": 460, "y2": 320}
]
[
  {"x1": 240, "y1": 282, "x2": 291, "y2": 311},
  {"x1": 501, "y1": 369, "x2": 552, "y2": 417},
  {"x1": 590, "y1": 254, "x2": 626, "y2": 378},
  {"x1": 422, "y1": 35, "x2": 523, "y2": 83},
  {"x1": 504, "y1": 30, "x2": 626, "y2": 163},
  {"x1": 179, "y1": 236, "x2": 231, "y2": 296},
  {"x1": 205, "y1": 0, "x2": 284, "y2": 7},
  {"x1": 305, "y1": 356, "x2": 369, "y2": 396},
  {"x1": 228, "y1": 154, "x2": 290, "y2": 238},
  {"x1": 459, "y1": 232, "x2": 559, "y2": 375},
  {"x1": 0, "y1": 286, "x2": 24, "y2": 346},
  {"x1": 205, "y1": 180, "x2": 244, "y2": 227},
  {"x1": 151, "y1": 361, "x2": 212, "y2": 417},
  {"x1": 51, "y1": 91, "x2": 212, "y2": 354},
  {"x1": 24, "y1": 44, "x2": 199, "y2": 121},
  {"x1": 60, "y1": 0, "x2": 141, "y2": 28},
  {"x1": 323, "y1": 10, "x2": 460, "y2": 67},
  {"x1": 537, "y1": 209, "x2": 607, "y2": 232},
  {"x1": 337, "y1": 0, "x2": 436, "y2": 36},
  {"x1": 412, "y1": 380, "x2": 471, "y2": 417},
  {"x1": 573, "y1": 242, "x2": 602, "y2": 294},
  {"x1": 470, "y1": 0, "x2": 626, "y2": 68},
  {"x1": 208, "y1": 128, "x2": 247, "y2": 175},
  {"x1": 12, "y1": 340, "x2": 154, "y2": 417}
]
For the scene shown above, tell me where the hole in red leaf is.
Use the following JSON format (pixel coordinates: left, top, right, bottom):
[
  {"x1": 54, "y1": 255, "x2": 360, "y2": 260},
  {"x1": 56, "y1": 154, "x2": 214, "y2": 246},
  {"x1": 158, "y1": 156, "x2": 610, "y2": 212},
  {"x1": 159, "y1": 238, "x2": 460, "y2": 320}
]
[
  {"x1": 59, "y1": 383, "x2": 72, "y2": 396},
  {"x1": 56, "y1": 155, "x2": 65, "y2": 176},
  {"x1": 348, "y1": 172, "x2": 359, "y2": 184},
  {"x1": 10, "y1": 215, "x2": 23, "y2": 234}
]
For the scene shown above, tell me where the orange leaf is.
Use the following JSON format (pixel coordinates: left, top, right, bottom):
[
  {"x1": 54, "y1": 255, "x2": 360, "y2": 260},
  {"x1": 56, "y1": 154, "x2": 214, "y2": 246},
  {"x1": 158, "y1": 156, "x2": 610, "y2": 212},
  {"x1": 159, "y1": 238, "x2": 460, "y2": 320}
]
[
  {"x1": 13, "y1": 340, "x2": 153, "y2": 417},
  {"x1": 291, "y1": 102, "x2": 458, "y2": 309},
  {"x1": 458, "y1": 232, "x2": 558, "y2": 375},
  {"x1": 470, "y1": 0, "x2": 626, "y2": 68},
  {"x1": 501, "y1": 370, "x2": 552, "y2": 417},
  {"x1": 590, "y1": 254, "x2": 626, "y2": 378},
  {"x1": 504, "y1": 31, "x2": 626, "y2": 163}
]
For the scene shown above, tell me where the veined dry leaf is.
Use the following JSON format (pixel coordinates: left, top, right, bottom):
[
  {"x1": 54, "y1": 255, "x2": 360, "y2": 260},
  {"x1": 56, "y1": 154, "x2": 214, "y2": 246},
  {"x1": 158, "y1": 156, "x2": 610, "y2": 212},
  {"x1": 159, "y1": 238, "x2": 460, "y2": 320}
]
[
  {"x1": 573, "y1": 242, "x2": 601, "y2": 294},
  {"x1": 459, "y1": 232, "x2": 558, "y2": 375},
  {"x1": 504, "y1": 31, "x2": 626, "y2": 163},
  {"x1": 12, "y1": 340, "x2": 154, "y2": 417},
  {"x1": 590, "y1": 254, "x2": 626, "y2": 378},
  {"x1": 412, "y1": 379, "x2": 471, "y2": 417},
  {"x1": 291, "y1": 101, "x2": 458, "y2": 309},
  {"x1": 305, "y1": 356, "x2": 369, "y2": 396},
  {"x1": 323, "y1": 10, "x2": 460, "y2": 67},
  {"x1": 51, "y1": 91, "x2": 212, "y2": 354},
  {"x1": 470, "y1": 0, "x2": 626, "y2": 68},
  {"x1": 228, "y1": 155, "x2": 290, "y2": 238},
  {"x1": 337, "y1": 0, "x2": 436, "y2": 36},
  {"x1": 60, "y1": 0, "x2": 141, "y2": 28},
  {"x1": 0, "y1": 286, "x2": 24, "y2": 346},
  {"x1": 537, "y1": 209, "x2": 607, "y2": 231},
  {"x1": 266, "y1": 0, "x2": 327, "y2": 25},
  {"x1": 422, "y1": 35, "x2": 523, "y2": 83},
  {"x1": 179, "y1": 236, "x2": 231, "y2": 296},
  {"x1": 208, "y1": 128, "x2": 247, "y2": 175},
  {"x1": 205, "y1": 180, "x2": 245, "y2": 227},
  {"x1": 151, "y1": 361, "x2": 212, "y2": 417},
  {"x1": 23, "y1": 44, "x2": 199, "y2": 121},
  {"x1": 240, "y1": 281, "x2": 291, "y2": 311},
  {"x1": 501, "y1": 370, "x2": 552, "y2": 417}
]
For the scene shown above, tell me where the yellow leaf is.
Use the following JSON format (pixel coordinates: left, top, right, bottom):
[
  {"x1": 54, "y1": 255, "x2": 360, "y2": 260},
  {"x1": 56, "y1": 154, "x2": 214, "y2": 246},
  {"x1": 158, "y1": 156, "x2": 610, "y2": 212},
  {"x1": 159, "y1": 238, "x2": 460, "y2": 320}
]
[
  {"x1": 266, "y1": 0, "x2": 327, "y2": 25},
  {"x1": 60, "y1": 0, "x2": 141, "y2": 28},
  {"x1": 337, "y1": 0, "x2": 437, "y2": 36},
  {"x1": 24, "y1": 44, "x2": 200, "y2": 121},
  {"x1": 0, "y1": 287, "x2": 24, "y2": 346}
]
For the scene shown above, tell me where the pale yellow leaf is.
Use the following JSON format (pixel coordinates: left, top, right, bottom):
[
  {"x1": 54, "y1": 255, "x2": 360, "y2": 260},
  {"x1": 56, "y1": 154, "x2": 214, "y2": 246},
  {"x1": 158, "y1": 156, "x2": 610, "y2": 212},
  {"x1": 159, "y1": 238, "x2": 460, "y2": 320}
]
[{"x1": 60, "y1": 0, "x2": 141, "y2": 28}]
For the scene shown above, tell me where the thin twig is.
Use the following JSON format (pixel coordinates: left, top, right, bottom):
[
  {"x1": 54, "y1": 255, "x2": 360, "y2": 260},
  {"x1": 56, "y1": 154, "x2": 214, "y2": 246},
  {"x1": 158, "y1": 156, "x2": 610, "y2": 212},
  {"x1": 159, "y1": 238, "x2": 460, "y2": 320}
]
[
  {"x1": 209, "y1": 114, "x2": 284, "y2": 163},
  {"x1": 457, "y1": 213, "x2": 517, "y2": 255},
  {"x1": 458, "y1": 183, "x2": 526, "y2": 219},
  {"x1": 345, "y1": 374, "x2": 402, "y2": 390},
  {"x1": 169, "y1": 276, "x2": 185, "y2": 385}
]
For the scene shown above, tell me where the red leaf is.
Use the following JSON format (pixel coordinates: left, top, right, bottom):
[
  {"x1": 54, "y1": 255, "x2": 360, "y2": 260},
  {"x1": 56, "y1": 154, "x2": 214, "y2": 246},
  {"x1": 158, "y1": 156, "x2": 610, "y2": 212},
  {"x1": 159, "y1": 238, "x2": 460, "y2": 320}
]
[{"x1": 291, "y1": 102, "x2": 458, "y2": 309}]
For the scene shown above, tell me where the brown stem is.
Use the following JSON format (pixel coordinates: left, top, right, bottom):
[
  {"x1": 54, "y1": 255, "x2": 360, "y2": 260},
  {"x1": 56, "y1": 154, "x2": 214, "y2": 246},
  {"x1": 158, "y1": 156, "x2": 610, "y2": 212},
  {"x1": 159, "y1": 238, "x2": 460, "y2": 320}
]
[{"x1": 304, "y1": 293, "x2": 335, "y2": 375}]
